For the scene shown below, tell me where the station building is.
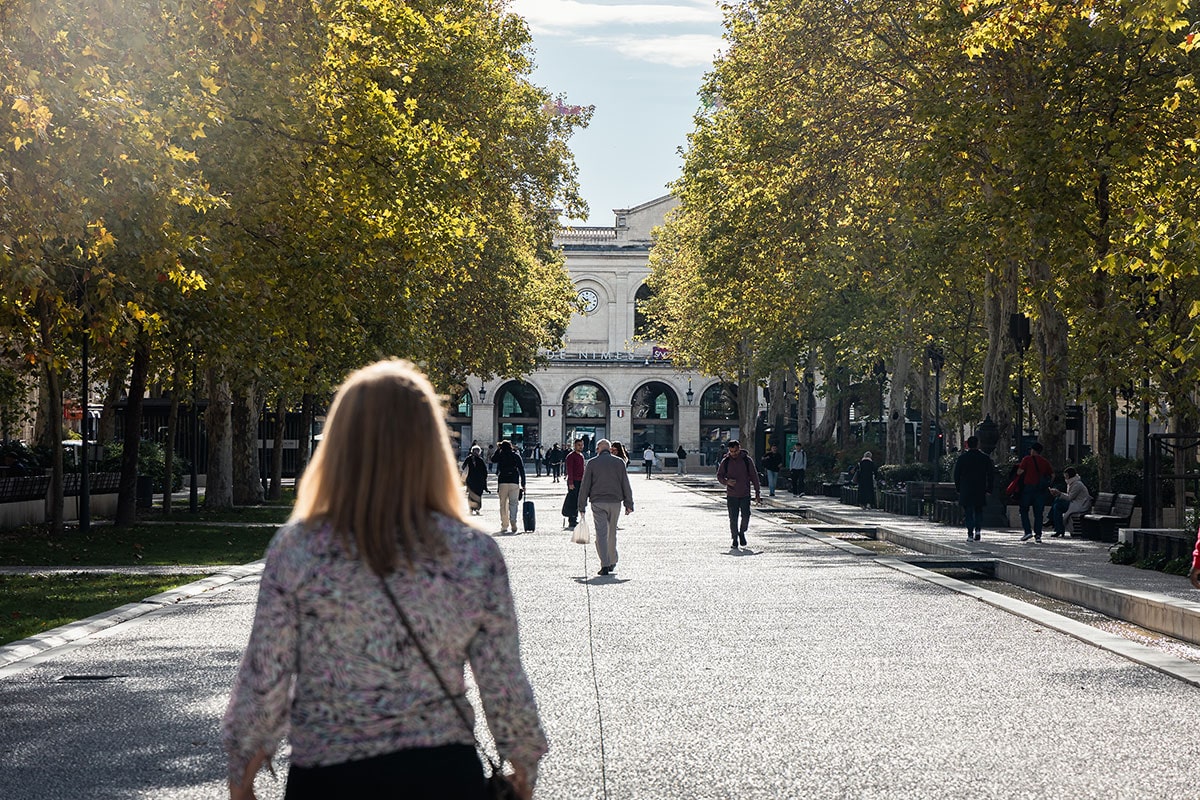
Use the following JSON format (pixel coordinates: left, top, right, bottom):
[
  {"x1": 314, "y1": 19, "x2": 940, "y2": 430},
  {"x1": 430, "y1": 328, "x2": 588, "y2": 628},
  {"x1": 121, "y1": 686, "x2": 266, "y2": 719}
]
[{"x1": 457, "y1": 195, "x2": 746, "y2": 466}]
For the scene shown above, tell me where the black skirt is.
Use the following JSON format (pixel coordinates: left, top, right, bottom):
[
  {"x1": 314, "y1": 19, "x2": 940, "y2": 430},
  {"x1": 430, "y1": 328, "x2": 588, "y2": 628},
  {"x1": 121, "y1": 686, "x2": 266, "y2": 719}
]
[{"x1": 285, "y1": 744, "x2": 487, "y2": 800}]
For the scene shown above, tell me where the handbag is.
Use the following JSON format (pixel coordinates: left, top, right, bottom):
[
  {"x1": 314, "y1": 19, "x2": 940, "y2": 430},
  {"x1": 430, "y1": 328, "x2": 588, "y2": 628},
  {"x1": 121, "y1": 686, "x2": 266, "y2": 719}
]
[
  {"x1": 571, "y1": 513, "x2": 590, "y2": 544},
  {"x1": 378, "y1": 579, "x2": 520, "y2": 800}
]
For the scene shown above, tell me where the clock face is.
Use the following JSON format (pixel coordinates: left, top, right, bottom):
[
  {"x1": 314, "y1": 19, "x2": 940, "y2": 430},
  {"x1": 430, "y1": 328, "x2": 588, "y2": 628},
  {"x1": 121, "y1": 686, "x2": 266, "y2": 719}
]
[{"x1": 577, "y1": 288, "x2": 600, "y2": 313}]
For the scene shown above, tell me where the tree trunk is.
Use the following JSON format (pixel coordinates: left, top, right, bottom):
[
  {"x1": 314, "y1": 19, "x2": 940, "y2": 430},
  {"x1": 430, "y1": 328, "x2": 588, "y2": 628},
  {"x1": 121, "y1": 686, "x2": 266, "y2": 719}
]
[
  {"x1": 1029, "y1": 255, "x2": 1070, "y2": 468},
  {"x1": 920, "y1": 351, "x2": 931, "y2": 464},
  {"x1": 205, "y1": 369, "x2": 234, "y2": 509},
  {"x1": 40, "y1": 318, "x2": 64, "y2": 535},
  {"x1": 1095, "y1": 393, "x2": 1114, "y2": 491},
  {"x1": 297, "y1": 391, "x2": 315, "y2": 478},
  {"x1": 982, "y1": 257, "x2": 1018, "y2": 461},
  {"x1": 97, "y1": 365, "x2": 127, "y2": 445},
  {"x1": 116, "y1": 331, "x2": 151, "y2": 526},
  {"x1": 737, "y1": 376, "x2": 758, "y2": 462},
  {"x1": 270, "y1": 394, "x2": 285, "y2": 501},
  {"x1": 231, "y1": 384, "x2": 264, "y2": 505},
  {"x1": 887, "y1": 344, "x2": 912, "y2": 465},
  {"x1": 163, "y1": 365, "x2": 181, "y2": 515}
]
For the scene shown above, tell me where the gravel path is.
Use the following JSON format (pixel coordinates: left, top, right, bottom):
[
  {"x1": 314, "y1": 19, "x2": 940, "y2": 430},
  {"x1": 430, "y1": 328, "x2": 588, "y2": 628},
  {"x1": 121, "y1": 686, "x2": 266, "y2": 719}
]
[{"x1": 1, "y1": 476, "x2": 1196, "y2": 799}]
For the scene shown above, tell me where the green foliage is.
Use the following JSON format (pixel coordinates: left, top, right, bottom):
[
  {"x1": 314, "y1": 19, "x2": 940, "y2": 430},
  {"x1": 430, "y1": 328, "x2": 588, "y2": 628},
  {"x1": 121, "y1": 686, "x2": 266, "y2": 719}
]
[
  {"x1": 98, "y1": 440, "x2": 185, "y2": 493},
  {"x1": 877, "y1": 462, "x2": 936, "y2": 488},
  {"x1": 1109, "y1": 541, "x2": 1137, "y2": 565},
  {"x1": 1162, "y1": 556, "x2": 1192, "y2": 577}
]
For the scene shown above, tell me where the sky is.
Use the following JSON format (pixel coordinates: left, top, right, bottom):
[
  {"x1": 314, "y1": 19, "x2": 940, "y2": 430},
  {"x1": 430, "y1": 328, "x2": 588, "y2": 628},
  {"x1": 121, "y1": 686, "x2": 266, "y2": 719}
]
[{"x1": 508, "y1": 0, "x2": 727, "y2": 226}]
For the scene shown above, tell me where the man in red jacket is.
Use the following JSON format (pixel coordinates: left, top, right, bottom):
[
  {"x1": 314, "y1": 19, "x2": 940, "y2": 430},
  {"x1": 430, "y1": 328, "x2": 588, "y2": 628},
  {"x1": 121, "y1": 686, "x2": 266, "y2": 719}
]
[
  {"x1": 1016, "y1": 441, "x2": 1053, "y2": 543},
  {"x1": 717, "y1": 440, "x2": 762, "y2": 550},
  {"x1": 562, "y1": 438, "x2": 586, "y2": 530}
]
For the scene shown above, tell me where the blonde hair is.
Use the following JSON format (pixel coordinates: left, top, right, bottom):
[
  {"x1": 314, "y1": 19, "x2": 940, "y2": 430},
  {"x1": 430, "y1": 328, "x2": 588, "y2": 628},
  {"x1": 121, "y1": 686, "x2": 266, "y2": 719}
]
[{"x1": 289, "y1": 359, "x2": 466, "y2": 575}]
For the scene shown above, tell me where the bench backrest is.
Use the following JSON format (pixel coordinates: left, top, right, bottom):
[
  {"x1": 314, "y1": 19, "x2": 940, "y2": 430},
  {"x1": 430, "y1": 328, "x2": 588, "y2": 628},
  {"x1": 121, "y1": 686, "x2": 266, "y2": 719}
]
[
  {"x1": 1092, "y1": 492, "x2": 1115, "y2": 515},
  {"x1": 906, "y1": 481, "x2": 927, "y2": 498},
  {"x1": 932, "y1": 483, "x2": 958, "y2": 501},
  {"x1": 1111, "y1": 493, "x2": 1137, "y2": 518}
]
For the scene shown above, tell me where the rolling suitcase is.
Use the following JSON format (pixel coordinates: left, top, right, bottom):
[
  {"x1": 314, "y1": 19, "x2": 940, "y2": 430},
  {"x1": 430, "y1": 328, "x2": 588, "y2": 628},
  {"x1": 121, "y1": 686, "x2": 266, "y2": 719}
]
[{"x1": 523, "y1": 499, "x2": 536, "y2": 532}]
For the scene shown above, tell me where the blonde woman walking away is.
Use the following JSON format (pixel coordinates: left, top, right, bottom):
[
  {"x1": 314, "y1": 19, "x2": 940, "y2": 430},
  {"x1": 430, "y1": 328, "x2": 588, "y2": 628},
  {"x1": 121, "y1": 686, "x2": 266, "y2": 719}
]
[{"x1": 223, "y1": 360, "x2": 545, "y2": 800}]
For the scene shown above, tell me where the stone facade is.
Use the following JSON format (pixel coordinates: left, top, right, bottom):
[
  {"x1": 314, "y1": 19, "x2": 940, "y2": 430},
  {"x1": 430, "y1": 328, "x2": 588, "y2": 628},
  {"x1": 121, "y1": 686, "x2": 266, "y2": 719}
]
[{"x1": 461, "y1": 195, "x2": 745, "y2": 466}]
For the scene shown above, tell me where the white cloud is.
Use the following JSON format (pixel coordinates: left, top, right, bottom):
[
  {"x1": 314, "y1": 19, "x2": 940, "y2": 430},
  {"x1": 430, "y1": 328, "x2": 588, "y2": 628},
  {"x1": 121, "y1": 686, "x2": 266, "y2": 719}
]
[
  {"x1": 510, "y1": 0, "x2": 723, "y2": 34},
  {"x1": 587, "y1": 33, "x2": 724, "y2": 67}
]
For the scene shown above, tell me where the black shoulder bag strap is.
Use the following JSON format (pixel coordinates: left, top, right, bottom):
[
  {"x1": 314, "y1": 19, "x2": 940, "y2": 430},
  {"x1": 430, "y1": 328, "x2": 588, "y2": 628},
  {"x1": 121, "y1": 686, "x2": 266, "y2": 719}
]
[{"x1": 377, "y1": 576, "x2": 507, "y2": 782}]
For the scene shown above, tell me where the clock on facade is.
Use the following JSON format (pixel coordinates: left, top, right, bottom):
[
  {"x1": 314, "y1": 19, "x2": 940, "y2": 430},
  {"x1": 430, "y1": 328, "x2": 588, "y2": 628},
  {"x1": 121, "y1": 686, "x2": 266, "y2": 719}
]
[{"x1": 577, "y1": 288, "x2": 600, "y2": 313}]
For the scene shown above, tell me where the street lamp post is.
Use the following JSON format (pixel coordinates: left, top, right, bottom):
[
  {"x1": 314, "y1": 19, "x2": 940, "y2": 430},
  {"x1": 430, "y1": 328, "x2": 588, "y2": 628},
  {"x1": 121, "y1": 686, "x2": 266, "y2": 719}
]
[{"x1": 927, "y1": 344, "x2": 945, "y2": 480}]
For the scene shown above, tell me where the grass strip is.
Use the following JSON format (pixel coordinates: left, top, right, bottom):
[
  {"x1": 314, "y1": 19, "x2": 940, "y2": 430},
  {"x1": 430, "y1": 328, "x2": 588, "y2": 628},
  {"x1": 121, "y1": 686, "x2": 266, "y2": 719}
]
[
  {"x1": 0, "y1": 525, "x2": 276, "y2": 567},
  {"x1": 139, "y1": 499, "x2": 293, "y2": 525},
  {"x1": 0, "y1": 572, "x2": 199, "y2": 646}
]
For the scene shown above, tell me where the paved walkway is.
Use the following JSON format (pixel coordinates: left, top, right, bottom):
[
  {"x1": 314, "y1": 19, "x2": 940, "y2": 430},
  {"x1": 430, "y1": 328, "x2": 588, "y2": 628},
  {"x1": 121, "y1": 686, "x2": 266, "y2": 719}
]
[{"x1": 2, "y1": 475, "x2": 1199, "y2": 798}]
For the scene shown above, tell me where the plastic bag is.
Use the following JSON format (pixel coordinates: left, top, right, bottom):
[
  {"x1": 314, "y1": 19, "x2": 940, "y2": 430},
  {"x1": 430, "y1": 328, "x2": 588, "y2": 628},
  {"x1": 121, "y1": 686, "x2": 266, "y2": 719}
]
[{"x1": 571, "y1": 513, "x2": 590, "y2": 544}]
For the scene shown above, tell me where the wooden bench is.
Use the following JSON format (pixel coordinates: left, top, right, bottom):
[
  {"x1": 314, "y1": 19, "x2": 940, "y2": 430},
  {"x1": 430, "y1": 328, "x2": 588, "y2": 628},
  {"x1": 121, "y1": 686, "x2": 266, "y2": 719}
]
[
  {"x1": 63, "y1": 472, "x2": 121, "y2": 496},
  {"x1": 927, "y1": 483, "x2": 958, "y2": 522},
  {"x1": 1080, "y1": 493, "x2": 1136, "y2": 543},
  {"x1": 903, "y1": 481, "x2": 928, "y2": 516},
  {"x1": 840, "y1": 484, "x2": 859, "y2": 506}
]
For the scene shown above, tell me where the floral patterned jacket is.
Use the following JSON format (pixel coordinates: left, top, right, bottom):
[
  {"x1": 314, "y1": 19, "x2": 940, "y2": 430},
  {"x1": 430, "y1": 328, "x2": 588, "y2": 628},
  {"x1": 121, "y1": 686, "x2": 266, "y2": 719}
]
[{"x1": 221, "y1": 515, "x2": 547, "y2": 783}]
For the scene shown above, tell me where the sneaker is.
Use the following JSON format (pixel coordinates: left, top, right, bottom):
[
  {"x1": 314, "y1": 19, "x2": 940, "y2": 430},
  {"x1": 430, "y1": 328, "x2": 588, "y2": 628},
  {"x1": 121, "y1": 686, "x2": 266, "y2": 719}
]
[
  {"x1": 1050, "y1": 532, "x2": 1064, "y2": 538},
  {"x1": 974, "y1": 532, "x2": 981, "y2": 541},
  {"x1": 1035, "y1": 536, "x2": 1042, "y2": 543},
  {"x1": 598, "y1": 566, "x2": 611, "y2": 576},
  {"x1": 1020, "y1": 533, "x2": 1034, "y2": 542},
  {"x1": 966, "y1": 532, "x2": 973, "y2": 541}
]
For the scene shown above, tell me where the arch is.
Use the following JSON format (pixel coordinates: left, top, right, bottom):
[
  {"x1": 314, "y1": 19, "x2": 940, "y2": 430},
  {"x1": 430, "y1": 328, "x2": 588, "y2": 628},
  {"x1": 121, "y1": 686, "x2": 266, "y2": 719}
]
[
  {"x1": 633, "y1": 282, "x2": 655, "y2": 339},
  {"x1": 562, "y1": 381, "x2": 610, "y2": 456},
  {"x1": 630, "y1": 380, "x2": 677, "y2": 452},
  {"x1": 699, "y1": 381, "x2": 739, "y2": 465},
  {"x1": 495, "y1": 380, "x2": 541, "y2": 453},
  {"x1": 447, "y1": 390, "x2": 472, "y2": 456}
]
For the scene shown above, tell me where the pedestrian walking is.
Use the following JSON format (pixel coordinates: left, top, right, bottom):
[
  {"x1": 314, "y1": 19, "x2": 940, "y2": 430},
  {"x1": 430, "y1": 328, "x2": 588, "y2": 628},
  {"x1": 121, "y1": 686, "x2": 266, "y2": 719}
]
[
  {"x1": 952, "y1": 435, "x2": 993, "y2": 541},
  {"x1": 491, "y1": 440, "x2": 526, "y2": 534},
  {"x1": 1189, "y1": 527, "x2": 1200, "y2": 590},
  {"x1": 789, "y1": 443, "x2": 807, "y2": 497},
  {"x1": 856, "y1": 451, "x2": 877, "y2": 509},
  {"x1": 222, "y1": 359, "x2": 545, "y2": 800},
  {"x1": 676, "y1": 444, "x2": 688, "y2": 475},
  {"x1": 642, "y1": 445, "x2": 656, "y2": 479},
  {"x1": 461, "y1": 445, "x2": 488, "y2": 516},
  {"x1": 577, "y1": 439, "x2": 635, "y2": 576},
  {"x1": 562, "y1": 438, "x2": 586, "y2": 529},
  {"x1": 545, "y1": 443, "x2": 564, "y2": 483},
  {"x1": 611, "y1": 441, "x2": 630, "y2": 465},
  {"x1": 761, "y1": 444, "x2": 783, "y2": 497},
  {"x1": 1049, "y1": 467, "x2": 1092, "y2": 537},
  {"x1": 1017, "y1": 441, "x2": 1053, "y2": 543},
  {"x1": 486, "y1": 443, "x2": 495, "y2": 473},
  {"x1": 717, "y1": 440, "x2": 762, "y2": 549},
  {"x1": 533, "y1": 444, "x2": 543, "y2": 477}
]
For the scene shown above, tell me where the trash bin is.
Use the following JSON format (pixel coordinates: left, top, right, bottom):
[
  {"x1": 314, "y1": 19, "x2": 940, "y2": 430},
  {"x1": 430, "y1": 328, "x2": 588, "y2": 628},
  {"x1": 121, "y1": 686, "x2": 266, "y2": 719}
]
[{"x1": 136, "y1": 475, "x2": 153, "y2": 509}]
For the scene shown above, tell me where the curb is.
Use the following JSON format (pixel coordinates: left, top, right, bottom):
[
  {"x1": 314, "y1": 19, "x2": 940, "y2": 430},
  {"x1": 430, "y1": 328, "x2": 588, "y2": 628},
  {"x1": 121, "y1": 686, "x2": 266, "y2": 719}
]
[{"x1": 0, "y1": 562, "x2": 264, "y2": 671}]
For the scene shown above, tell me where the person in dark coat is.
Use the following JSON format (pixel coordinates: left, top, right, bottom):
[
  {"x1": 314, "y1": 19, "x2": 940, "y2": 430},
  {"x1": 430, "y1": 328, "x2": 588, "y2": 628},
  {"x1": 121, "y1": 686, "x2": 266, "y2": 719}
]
[
  {"x1": 953, "y1": 435, "x2": 994, "y2": 541},
  {"x1": 856, "y1": 451, "x2": 877, "y2": 509},
  {"x1": 461, "y1": 445, "x2": 489, "y2": 515}
]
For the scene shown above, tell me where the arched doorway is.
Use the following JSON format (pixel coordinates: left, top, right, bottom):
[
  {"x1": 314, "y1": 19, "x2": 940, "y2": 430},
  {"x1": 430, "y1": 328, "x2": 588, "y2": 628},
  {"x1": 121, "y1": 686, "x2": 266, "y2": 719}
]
[
  {"x1": 700, "y1": 382, "x2": 739, "y2": 465},
  {"x1": 563, "y1": 382, "x2": 609, "y2": 458},
  {"x1": 631, "y1": 381, "x2": 677, "y2": 452},
  {"x1": 447, "y1": 390, "x2": 472, "y2": 457},
  {"x1": 495, "y1": 381, "x2": 541, "y2": 455},
  {"x1": 634, "y1": 283, "x2": 655, "y2": 339}
]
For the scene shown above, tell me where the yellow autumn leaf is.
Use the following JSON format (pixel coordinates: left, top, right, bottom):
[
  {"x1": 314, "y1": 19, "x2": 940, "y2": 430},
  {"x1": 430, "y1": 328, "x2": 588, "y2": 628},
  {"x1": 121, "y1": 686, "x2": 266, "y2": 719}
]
[
  {"x1": 12, "y1": 97, "x2": 29, "y2": 114},
  {"x1": 200, "y1": 75, "x2": 221, "y2": 95},
  {"x1": 11, "y1": 136, "x2": 25, "y2": 151}
]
